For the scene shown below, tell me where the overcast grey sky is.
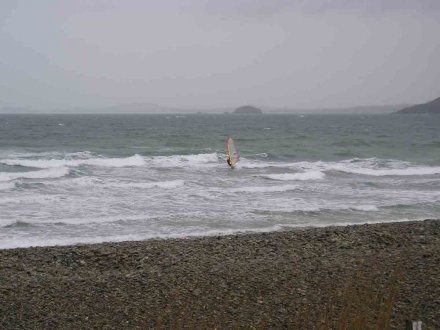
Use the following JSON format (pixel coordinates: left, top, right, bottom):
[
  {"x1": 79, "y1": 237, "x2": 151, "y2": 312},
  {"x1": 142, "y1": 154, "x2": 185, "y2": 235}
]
[{"x1": 1, "y1": 0, "x2": 439, "y2": 110}]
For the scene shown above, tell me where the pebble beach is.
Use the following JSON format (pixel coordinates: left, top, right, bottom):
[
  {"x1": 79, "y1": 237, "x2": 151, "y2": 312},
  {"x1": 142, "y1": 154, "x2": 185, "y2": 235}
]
[{"x1": 1, "y1": 220, "x2": 439, "y2": 329}]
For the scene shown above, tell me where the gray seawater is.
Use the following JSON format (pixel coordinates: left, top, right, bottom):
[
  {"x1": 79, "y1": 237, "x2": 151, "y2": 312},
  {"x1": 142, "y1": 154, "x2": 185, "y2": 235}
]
[{"x1": 0, "y1": 113, "x2": 439, "y2": 248}]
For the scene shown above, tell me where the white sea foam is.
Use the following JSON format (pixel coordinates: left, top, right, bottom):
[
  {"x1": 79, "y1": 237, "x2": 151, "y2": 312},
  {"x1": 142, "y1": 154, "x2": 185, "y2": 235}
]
[
  {"x1": 0, "y1": 219, "x2": 23, "y2": 228},
  {"x1": 149, "y1": 153, "x2": 219, "y2": 168},
  {"x1": 84, "y1": 154, "x2": 146, "y2": 167},
  {"x1": 246, "y1": 153, "x2": 268, "y2": 158},
  {"x1": 49, "y1": 177, "x2": 184, "y2": 190},
  {"x1": 280, "y1": 218, "x2": 420, "y2": 230},
  {"x1": 0, "y1": 154, "x2": 145, "y2": 169},
  {"x1": 0, "y1": 224, "x2": 288, "y2": 249},
  {"x1": 0, "y1": 167, "x2": 70, "y2": 182},
  {"x1": 349, "y1": 205, "x2": 379, "y2": 212},
  {"x1": 259, "y1": 203, "x2": 379, "y2": 213},
  {"x1": 36, "y1": 214, "x2": 153, "y2": 225},
  {"x1": 0, "y1": 234, "x2": 152, "y2": 249},
  {"x1": 114, "y1": 180, "x2": 185, "y2": 189},
  {"x1": 0, "y1": 194, "x2": 63, "y2": 205},
  {"x1": 0, "y1": 150, "x2": 66, "y2": 159},
  {"x1": 262, "y1": 171, "x2": 325, "y2": 181},
  {"x1": 65, "y1": 176, "x2": 102, "y2": 186},
  {"x1": 1, "y1": 158, "x2": 70, "y2": 168},
  {"x1": 239, "y1": 161, "x2": 286, "y2": 169},
  {"x1": 0, "y1": 182, "x2": 15, "y2": 191},
  {"x1": 231, "y1": 184, "x2": 298, "y2": 193},
  {"x1": 298, "y1": 158, "x2": 440, "y2": 177},
  {"x1": 0, "y1": 150, "x2": 437, "y2": 249},
  {"x1": 329, "y1": 164, "x2": 440, "y2": 176},
  {"x1": 39, "y1": 176, "x2": 103, "y2": 188},
  {"x1": 242, "y1": 158, "x2": 440, "y2": 177},
  {"x1": 239, "y1": 159, "x2": 324, "y2": 169}
]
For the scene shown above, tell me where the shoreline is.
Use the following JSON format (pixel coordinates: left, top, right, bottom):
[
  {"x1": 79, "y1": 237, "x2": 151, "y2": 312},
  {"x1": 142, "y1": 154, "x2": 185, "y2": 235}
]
[
  {"x1": 1, "y1": 218, "x2": 431, "y2": 251},
  {"x1": 1, "y1": 219, "x2": 439, "y2": 329}
]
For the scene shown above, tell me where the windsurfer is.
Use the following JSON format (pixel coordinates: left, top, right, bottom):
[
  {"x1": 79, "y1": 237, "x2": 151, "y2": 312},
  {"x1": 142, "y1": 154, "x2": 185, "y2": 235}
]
[
  {"x1": 227, "y1": 156, "x2": 234, "y2": 168},
  {"x1": 226, "y1": 136, "x2": 239, "y2": 169}
]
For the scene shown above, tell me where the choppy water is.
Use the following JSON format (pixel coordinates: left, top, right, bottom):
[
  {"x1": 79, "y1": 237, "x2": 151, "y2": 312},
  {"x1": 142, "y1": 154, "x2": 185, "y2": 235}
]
[{"x1": 0, "y1": 113, "x2": 439, "y2": 248}]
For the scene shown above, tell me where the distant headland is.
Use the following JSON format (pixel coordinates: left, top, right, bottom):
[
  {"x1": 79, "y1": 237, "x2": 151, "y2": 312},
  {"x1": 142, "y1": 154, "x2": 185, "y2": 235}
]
[
  {"x1": 233, "y1": 105, "x2": 263, "y2": 114},
  {"x1": 396, "y1": 96, "x2": 440, "y2": 114},
  {"x1": 0, "y1": 103, "x2": 417, "y2": 115}
]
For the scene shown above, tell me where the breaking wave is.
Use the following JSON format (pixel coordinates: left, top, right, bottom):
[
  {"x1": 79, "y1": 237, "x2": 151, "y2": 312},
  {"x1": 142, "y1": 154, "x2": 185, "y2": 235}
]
[
  {"x1": 232, "y1": 157, "x2": 440, "y2": 177},
  {"x1": 0, "y1": 182, "x2": 16, "y2": 191},
  {"x1": 0, "y1": 152, "x2": 222, "y2": 170},
  {"x1": 262, "y1": 171, "x2": 325, "y2": 181},
  {"x1": 148, "y1": 153, "x2": 219, "y2": 168},
  {"x1": 350, "y1": 205, "x2": 379, "y2": 211},
  {"x1": 0, "y1": 167, "x2": 70, "y2": 182},
  {"x1": 109, "y1": 179, "x2": 185, "y2": 189},
  {"x1": 329, "y1": 164, "x2": 440, "y2": 176},
  {"x1": 0, "y1": 154, "x2": 145, "y2": 169},
  {"x1": 231, "y1": 184, "x2": 298, "y2": 193},
  {"x1": 258, "y1": 204, "x2": 379, "y2": 213},
  {"x1": 43, "y1": 177, "x2": 185, "y2": 190}
]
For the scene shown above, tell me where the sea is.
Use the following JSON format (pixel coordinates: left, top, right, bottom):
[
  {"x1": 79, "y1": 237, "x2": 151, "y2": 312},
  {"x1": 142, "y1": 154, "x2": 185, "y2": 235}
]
[{"x1": 0, "y1": 113, "x2": 439, "y2": 249}]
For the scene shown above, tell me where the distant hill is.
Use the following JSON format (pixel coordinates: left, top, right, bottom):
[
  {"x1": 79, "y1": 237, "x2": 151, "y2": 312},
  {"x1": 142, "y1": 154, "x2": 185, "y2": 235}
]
[
  {"x1": 0, "y1": 103, "x2": 181, "y2": 114},
  {"x1": 233, "y1": 105, "x2": 263, "y2": 114},
  {"x1": 396, "y1": 97, "x2": 440, "y2": 114},
  {"x1": 0, "y1": 103, "x2": 413, "y2": 114},
  {"x1": 268, "y1": 104, "x2": 410, "y2": 114}
]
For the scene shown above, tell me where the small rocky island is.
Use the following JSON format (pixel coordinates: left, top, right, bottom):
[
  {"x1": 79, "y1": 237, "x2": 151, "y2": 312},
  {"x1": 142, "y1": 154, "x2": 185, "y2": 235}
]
[
  {"x1": 396, "y1": 96, "x2": 440, "y2": 114},
  {"x1": 233, "y1": 105, "x2": 263, "y2": 114}
]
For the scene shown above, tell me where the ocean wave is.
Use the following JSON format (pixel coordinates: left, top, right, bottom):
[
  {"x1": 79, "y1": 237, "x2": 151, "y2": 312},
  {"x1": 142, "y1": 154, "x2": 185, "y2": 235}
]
[
  {"x1": 262, "y1": 171, "x2": 325, "y2": 181},
  {"x1": 245, "y1": 153, "x2": 268, "y2": 158},
  {"x1": 329, "y1": 164, "x2": 440, "y2": 176},
  {"x1": 0, "y1": 150, "x2": 72, "y2": 159},
  {"x1": 0, "y1": 234, "x2": 152, "y2": 249},
  {"x1": 349, "y1": 205, "x2": 379, "y2": 211},
  {"x1": 258, "y1": 204, "x2": 379, "y2": 213},
  {"x1": 111, "y1": 179, "x2": 185, "y2": 189},
  {"x1": 230, "y1": 184, "x2": 298, "y2": 193},
  {"x1": 238, "y1": 161, "x2": 288, "y2": 169},
  {"x1": 0, "y1": 167, "x2": 70, "y2": 182},
  {"x1": 0, "y1": 152, "x2": 221, "y2": 169},
  {"x1": 0, "y1": 182, "x2": 16, "y2": 191},
  {"x1": 54, "y1": 176, "x2": 102, "y2": 186},
  {"x1": 0, "y1": 224, "x2": 289, "y2": 249},
  {"x1": 148, "y1": 153, "x2": 219, "y2": 168},
  {"x1": 83, "y1": 154, "x2": 146, "y2": 167},
  {"x1": 44, "y1": 177, "x2": 185, "y2": 190},
  {"x1": 332, "y1": 138, "x2": 372, "y2": 147},
  {"x1": 280, "y1": 218, "x2": 420, "y2": 230},
  {"x1": 0, "y1": 154, "x2": 145, "y2": 169},
  {"x1": 34, "y1": 214, "x2": 152, "y2": 225},
  {"x1": 0, "y1": 194, "x2": 63, "y2": 205},
  {"x1": 240, "y1": 158, "x2": 440, "y2": 177},
  {"x1": 319, "y1": 158, "x2": 440, "y2": 176},
  {"x1": 2, "y1": 220, "x2": 33, "y2": 228}
]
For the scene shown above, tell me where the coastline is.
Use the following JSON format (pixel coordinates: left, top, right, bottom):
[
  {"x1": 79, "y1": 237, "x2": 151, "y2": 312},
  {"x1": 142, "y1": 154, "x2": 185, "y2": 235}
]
[{"x1": 1, "y1": 220, "x2": 439, "y2": 329}]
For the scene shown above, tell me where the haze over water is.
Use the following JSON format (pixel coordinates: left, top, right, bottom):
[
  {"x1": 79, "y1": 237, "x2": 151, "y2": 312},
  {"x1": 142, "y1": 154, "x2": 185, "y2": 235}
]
[{"x1": 0, "y1": 113, "x2": 439, "y2": 248}]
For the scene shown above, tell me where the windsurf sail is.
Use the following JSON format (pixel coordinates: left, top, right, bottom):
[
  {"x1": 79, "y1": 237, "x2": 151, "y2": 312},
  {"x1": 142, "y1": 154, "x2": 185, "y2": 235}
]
[{"x1": 226, "y1": 137, "x2": 240, "y2": 167}]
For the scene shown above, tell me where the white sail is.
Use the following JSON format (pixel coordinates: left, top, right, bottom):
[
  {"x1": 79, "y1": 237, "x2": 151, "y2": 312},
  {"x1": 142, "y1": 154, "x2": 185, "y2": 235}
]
[{"x1": 226, "y1": 137, "x2": 240, "y2": 167}]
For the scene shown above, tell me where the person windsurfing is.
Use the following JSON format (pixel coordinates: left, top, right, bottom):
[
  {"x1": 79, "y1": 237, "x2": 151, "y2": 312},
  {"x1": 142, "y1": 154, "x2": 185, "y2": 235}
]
[
  {"x1": 226, "y1": 137, "x2": 240, "y2": 169},
  {"x1": 227, "y1": 156, "x2": 234, "y2": 169}
]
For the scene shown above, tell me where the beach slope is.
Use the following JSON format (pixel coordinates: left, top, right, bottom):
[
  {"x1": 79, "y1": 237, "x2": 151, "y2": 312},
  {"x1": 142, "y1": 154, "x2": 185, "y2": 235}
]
[{"x1": 0, "y1": 220, "x2": 439, "y2": 329}]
